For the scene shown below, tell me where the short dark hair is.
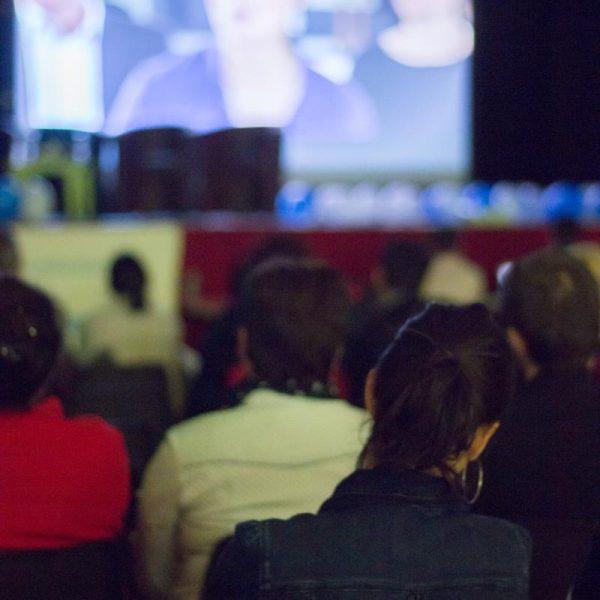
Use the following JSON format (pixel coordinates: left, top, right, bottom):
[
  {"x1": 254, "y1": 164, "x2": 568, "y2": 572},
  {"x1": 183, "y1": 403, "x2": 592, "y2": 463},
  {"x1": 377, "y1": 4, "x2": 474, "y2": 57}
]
[
  {"x1": 551, "y1": 218, "x2": 580, "y2": 247},
  {"x1": 111, "y1": 254, "x2": 146, "y2": 311},
  {"x1": 232, "y1": 235, "x2": 310, "y2": 296},
  {"x1": 381, "y1": 241, "x2": 429, "y2": 294},
  {"x1": 0, "y1": 278, "x2": 62, "y2": 410},
  {"x1": 240, "y1": 259, "x2": 350, "y2": 394},
  {"x1": 363, "y1": 303, "x2": 515, "y2": 473},
  {"x1": 432, "y1": 228, "x2": 458, "y2": 251},
  {"x1": 499, "y1": 248, "x2": 599, "y2": 368}
]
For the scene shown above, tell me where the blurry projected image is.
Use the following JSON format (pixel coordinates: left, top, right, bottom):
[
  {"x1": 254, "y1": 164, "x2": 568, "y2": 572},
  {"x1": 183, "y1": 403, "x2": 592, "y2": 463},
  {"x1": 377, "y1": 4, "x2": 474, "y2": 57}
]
[{"x1": 14, "y1": 0, "x2": 473, "y2": 177}]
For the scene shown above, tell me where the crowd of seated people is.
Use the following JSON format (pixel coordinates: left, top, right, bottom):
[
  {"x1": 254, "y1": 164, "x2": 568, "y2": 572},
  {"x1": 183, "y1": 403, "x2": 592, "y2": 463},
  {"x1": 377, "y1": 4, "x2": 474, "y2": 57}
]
[{"x1": 1, "y1": 227, "x2": 598, "y2": 599}]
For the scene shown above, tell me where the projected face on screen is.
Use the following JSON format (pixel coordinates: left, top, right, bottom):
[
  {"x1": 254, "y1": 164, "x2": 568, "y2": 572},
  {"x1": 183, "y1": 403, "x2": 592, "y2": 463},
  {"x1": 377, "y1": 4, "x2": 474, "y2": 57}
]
[
  {"x1": 381, "y1": 0, "x2": 474, "y2": 67},
  {"x1": 17, "y1": 0, "x2": 91, "y2": 33},
  {"x1": 203, "y1": 0, "x2": 300, "y2": 43},
  {"x1": 15, "y1": 0, "x2": 472, "y2": 178},
  {"x1": 105, "y1": 0, "x2": 378, "y2": 142}
]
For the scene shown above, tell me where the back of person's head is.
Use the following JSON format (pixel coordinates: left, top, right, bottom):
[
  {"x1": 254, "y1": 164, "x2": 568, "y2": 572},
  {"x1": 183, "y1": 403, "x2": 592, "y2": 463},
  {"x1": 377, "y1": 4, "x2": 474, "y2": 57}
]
[
  {"x1": 363, "y1": 303, "x2": 515, "y2": 474},
  {"x1": 0, "y1": 278, "x2": 62, "y2": 410},
  {"x1": 551, "y1": 218, "x2": 580, "y2": 247},
  {"x1": 432, "y1": 228, "x2": 458, "y2": 252},
  {"x1": 232, "y1": 235, "x2": 310, "y2": 296},
  {"x1": 240, "y1": 258, "x2": 350, "y2": 395},
  {"x1": 499, "y1": 249, "x2": 599, "y2": 369},
  {"x1": 111, "y1": 254, "x2": 146, "y2": 311},
  {"x1": 380, "y1": 241, "x2": 429, "y2": 295},
  {"x1": 0, "y1": 229, "x2": 19, "y2": 277}
]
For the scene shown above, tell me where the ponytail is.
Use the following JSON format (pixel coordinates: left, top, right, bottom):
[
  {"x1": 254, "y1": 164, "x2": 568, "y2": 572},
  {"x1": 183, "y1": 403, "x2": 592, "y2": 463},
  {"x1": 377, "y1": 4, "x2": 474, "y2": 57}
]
[{"x1": 362, "y1": 304, "x2": 515, "y2": 474}]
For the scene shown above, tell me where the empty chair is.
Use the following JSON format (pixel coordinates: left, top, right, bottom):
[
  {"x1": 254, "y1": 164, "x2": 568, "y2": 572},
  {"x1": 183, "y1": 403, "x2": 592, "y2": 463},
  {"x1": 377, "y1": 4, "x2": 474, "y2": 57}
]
[{"x1": 64, "y1": 364, "x2": 172, "y2": 487}]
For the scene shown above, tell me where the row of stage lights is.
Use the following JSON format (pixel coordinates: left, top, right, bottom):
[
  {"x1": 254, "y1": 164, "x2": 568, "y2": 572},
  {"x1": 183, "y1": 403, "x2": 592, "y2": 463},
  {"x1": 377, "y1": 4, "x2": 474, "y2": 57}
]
[{"x1": 276, "y1": 181, "x2": 600, "y2": 228}]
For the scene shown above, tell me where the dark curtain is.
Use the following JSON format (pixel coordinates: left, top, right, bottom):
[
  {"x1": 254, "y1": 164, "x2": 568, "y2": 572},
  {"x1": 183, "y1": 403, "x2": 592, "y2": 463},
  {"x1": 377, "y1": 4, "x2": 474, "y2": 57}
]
[
  {"x1": 0, "y1": 0, "x2": 14, "y2": 131},
  {"x1": 473, "y1": 1, "x2": 600, "y2": 182}
]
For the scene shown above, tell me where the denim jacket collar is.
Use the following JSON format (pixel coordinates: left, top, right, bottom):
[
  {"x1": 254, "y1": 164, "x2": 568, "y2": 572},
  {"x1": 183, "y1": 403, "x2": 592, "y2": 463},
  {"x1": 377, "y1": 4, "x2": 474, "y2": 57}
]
[{"x1": 320, "y1": 467, "x2": 470, "y2": 515}]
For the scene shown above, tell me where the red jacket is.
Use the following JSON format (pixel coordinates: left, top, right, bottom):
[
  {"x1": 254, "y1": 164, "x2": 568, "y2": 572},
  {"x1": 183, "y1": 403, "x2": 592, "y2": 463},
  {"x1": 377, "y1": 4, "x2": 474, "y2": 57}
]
[{"x1": 0, "y1": 397, "x2": 131, "y2": 549}]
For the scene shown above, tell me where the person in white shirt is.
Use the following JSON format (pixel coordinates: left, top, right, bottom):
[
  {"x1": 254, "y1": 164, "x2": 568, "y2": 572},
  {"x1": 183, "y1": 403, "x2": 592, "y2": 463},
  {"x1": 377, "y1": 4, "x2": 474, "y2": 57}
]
[
  {"x1": 15, "y1": 0, "x2": 105, "y2": 131},
  {"x1": 420, "y1": 228, "x2": 488, "y2": 305},
  {"x1": 136, "y1": 258, "x2": 366, "y2": 600},
  {"x1": 81, "y1": 254, "x2": 186, "y2": 416},
  {"x1": 15, "y1": 0, "x2": 165, "y2": 131}
]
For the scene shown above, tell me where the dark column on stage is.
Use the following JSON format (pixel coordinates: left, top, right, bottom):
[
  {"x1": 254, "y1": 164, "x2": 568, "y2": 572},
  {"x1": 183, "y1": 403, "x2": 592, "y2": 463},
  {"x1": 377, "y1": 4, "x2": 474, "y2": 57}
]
[
  {"x1": 473, "y1": 1, "x2": 600, "y2": 183},
  {"x1": 0, "y1": 0, "x2": 14, "y2": 130}
]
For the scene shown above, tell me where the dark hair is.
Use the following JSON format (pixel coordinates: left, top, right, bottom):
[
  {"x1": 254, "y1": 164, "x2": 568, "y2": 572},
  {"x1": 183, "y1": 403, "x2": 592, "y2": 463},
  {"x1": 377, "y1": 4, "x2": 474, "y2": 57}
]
[
  {"x1": 381, "y1": 241, "x2": 429, "y2": 295},
  {"x1": 0, "y1": 278, "x2": 62, "y2": 410},
  {"x1": 232, "y1": 235, "x2": 310, "y2": 297},
  {"x1": 363, "y1": 303, "x2": 515, "y2": 473},
  {"x1": 432, "y1": 228, "x2": 459, "y2": 251},
  {"x1": 551, "y1": 218, "x2": 580, "y2": 247},
  {"x1": 111, "y1": 255, "x2": 146, "y2": 311},
  {"x1": 240, "y1": 259, "x2": 350, "y2": 395},
  {"x1": 499, "y1": 248, "x2": 599, "y2": 368}
]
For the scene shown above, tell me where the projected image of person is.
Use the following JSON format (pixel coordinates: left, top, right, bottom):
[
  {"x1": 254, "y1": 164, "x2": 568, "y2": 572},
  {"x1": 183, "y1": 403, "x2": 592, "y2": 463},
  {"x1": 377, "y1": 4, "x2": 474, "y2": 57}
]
[
  {"x1": 380, "y1": 0, "x2": 474, "y2": 68},
  {"x1": 106, "y1": 0, "x2": 378, "y2": 141},
  {"x1": 352, "y1": 0, "x2": 471, "y2": 173},
  {"x1": 14, "y1": 0, "x2": 165, "y2": 130}
]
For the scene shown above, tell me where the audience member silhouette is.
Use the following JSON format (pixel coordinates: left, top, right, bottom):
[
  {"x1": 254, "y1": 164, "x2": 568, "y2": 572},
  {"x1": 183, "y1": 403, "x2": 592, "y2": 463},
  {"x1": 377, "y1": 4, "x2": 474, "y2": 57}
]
[
  {"x1": 344, "y1": 240, "x2": 429, "y2": 406},
  {"x1": 205, "y1": 303, "x2": 530, "y2": 599},
  {"x1": 0, "y1": 277, "x2": 130, "y2": 550},
  {"x1": 477, "y1": 249, "x2": 600, "y2": 600},
  {"x1": 81, "y1": 254, "x2": 186, "y2": 416},
  {"x1": 137, "y1": 259, "x2": 366, "y2": 599},
  {"x1": 186, "y1": 236, "x2": 309, "y2": 417},
  {"x1": 420, "y1": 228, "x2": 488, "y2": 304}
]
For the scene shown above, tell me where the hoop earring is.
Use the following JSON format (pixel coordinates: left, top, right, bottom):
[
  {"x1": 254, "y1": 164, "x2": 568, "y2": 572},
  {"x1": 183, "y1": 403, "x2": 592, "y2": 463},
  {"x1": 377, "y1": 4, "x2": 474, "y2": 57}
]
[{"x1": 460, "y1": 459, "x2": 484, "y2": 505}]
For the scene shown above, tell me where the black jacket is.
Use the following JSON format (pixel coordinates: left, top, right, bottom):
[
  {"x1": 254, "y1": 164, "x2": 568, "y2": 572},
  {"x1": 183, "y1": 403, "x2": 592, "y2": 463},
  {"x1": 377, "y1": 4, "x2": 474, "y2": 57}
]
[
  {"x1": 478, "y1": 368, "x2": 600, "y2": 599},
  {"x1": 206, "y1": 468, "x2": 531, "y2": 599}
]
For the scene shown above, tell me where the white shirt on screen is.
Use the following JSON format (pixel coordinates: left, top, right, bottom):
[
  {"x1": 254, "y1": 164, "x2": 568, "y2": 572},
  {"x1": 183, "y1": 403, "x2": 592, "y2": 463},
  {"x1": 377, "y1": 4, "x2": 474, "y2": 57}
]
[{"x1": 16, "y1": 1, "x2": 105, "y2": 131}]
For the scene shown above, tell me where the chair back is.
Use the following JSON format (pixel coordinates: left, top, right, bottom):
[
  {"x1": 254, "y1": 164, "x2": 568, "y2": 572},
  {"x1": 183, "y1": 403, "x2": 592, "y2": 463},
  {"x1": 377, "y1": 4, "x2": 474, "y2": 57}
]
[
  {"x1": 63, "y1": 364, "x2": 173, "y2": 486},
  {"x1": 513, "y1": 516, "x2": 595, "y2": 600},
  {"x1": 0, "y1": 540, "x2": 125, "y2": 600}
]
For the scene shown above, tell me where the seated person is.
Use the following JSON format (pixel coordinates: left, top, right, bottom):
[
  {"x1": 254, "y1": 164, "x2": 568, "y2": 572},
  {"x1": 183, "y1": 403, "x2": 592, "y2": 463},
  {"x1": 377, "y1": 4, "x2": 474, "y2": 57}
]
[
  {"x1": 420, "y1": 228, "x2": 488, "y2": 305},
  {"x1": 205, "y1": 303, "x2": 531, "y2": 599},
  {"x1": 551, "y1": 217, "x2": 600, "y2": 291},
  {"x1": 81, "y1": 254, "x2": 186, "y2": 417},
  {"x1": 477, "y1": 249, "x2": 600, "y2": 600},
  {"x1": 136, "y1": 259, "x2": 366, "y2": 599},
  {"x1": 186, "y1": 235, "x2": 309, "y2": 418},
  {"x1": 0, "y1": 277, "x2": 130, "y2": 550},
  {"x1": 344, "y1": 241, "x2": 429, "y2": 406}
]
